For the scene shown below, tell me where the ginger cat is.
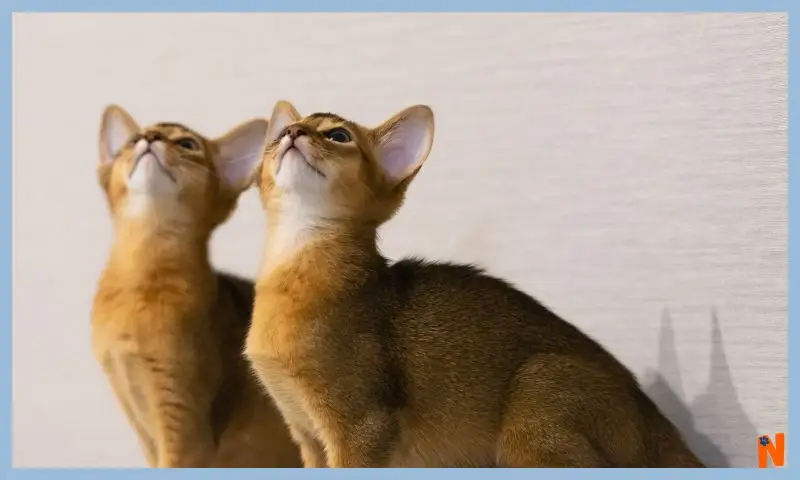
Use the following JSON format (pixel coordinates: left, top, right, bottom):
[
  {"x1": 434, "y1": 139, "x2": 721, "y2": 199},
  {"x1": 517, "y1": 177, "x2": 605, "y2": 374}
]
[
  {"x1": 91, "y1": 105, "x2": 301, "y2": 468},
  {"x1": 240, "y1": 100, "x2": 706, "y2": 468}
]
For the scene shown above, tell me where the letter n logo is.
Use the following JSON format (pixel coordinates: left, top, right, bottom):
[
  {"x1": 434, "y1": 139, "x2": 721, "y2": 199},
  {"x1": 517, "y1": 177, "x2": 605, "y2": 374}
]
[{"x1": 758, "y1": 433, "x2": 785, "y2": 468}]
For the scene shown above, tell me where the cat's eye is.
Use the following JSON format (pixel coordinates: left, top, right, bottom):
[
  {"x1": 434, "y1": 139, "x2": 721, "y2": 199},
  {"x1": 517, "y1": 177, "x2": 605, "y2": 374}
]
[
  {"x1": 176, "y1": 138, "x2": 200, "y2": 151},
  {"x1": 324, "y1": 128, "x2": 352, "y2": 144}
]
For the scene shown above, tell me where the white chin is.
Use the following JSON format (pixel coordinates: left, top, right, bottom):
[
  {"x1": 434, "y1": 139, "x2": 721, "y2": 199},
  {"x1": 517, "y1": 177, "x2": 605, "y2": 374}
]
[
  {"x1": 123, "y1": 157, "x2": 179, "y2": 219},
  {"x1": 275, "y1": 150, "x2": 318, "y2": 190},
  {"x1": 127, "y1": 155, "x2": 172, "y2": 194}
]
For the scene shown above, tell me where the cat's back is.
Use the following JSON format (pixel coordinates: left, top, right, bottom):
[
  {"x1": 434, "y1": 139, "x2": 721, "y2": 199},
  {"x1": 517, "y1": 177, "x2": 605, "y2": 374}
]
[
  {"x1": 386, "y1": 258, "x2": 605, "y2": 354},
  {"x1": 383, "y1": 258, "x2": 639, "y2": 390},
  {"x1": 377, "y1": 259, "x2": 645, "y2": 466}
]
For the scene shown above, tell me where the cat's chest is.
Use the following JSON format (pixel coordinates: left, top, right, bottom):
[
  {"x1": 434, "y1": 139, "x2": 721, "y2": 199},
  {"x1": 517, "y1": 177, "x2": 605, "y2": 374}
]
[
  {"x1": 245, "y1": 305, "x2": 323, "y2": 437},
  {"x1": 247, "y1": 280, "x2": 334, "y2": 359},
  {"x1": 91, "y1": 286, "x2": 209, "y2": 362},
  {"x1": 245, "y1": 287, "x2": 334, "y2": 436},
  {"x1": 94, "y1": 279, "x2": 203, "y2": 322}
]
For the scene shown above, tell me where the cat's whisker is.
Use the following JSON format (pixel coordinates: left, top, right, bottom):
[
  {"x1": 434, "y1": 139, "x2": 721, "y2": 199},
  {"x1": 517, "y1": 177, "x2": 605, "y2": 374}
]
[{"x1": 362, "y1": 178, "x2": 377, "y2": 202}]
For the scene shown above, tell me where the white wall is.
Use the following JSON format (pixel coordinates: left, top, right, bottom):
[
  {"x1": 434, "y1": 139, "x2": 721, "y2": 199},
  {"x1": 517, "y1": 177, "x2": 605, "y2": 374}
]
[{"x1": 12, "y1": 13, "x2": 786, "y2": 468}]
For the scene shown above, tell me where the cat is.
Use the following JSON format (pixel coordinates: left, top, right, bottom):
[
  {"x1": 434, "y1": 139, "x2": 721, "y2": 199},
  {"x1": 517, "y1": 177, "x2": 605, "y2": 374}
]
[
  {"x1": 91, "y1": 105, "x2": 301, "y2": 468},
  {"x1": 240, "y1": 100, "x2": 706, "y2": 468}
]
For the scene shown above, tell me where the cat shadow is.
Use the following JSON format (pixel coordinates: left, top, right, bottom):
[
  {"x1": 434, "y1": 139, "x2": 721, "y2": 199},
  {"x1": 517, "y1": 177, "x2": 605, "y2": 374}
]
[{"x1": 642, "y1": 309, "x2": 757, "y2": 467}]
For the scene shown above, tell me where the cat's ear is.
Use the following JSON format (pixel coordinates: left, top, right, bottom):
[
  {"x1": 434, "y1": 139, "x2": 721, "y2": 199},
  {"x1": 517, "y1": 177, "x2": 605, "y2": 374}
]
[
  {"x1": 373, "y1": 105, "x2": 434, "y2": 186},
  {"x1": 99, "y1": 104, "x2": 140, "y2": 166},
  {"x1": 264, "y1": 100, "x2": 302, "y2": 145},
  {"x1": 214, "y1": 118, "x2": 270, "y2": 193}
]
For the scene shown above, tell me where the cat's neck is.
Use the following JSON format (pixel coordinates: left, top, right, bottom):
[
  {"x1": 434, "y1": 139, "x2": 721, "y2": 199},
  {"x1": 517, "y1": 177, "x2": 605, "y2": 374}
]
[
  {"x1": 105, "y1": 218, "x2": 213, "y2": 282},
  {"x1": 259, "y1": 202, "x2": 381, "y2": 284}
]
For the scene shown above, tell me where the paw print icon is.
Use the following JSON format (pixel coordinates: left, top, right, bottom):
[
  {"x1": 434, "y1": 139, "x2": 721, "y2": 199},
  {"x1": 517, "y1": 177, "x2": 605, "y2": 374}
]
[{"x1": 759, "y1": 436, "x2": 771, "y2": 447}]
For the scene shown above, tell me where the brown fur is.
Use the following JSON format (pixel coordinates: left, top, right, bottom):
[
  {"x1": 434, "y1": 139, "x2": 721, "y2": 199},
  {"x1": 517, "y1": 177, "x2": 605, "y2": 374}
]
[
  {"x1": 244, "y1": 101, "x2": 705, "y2": 468},
  {"x1": 91, "y1": 105, "x2": 301, "y2": 468}
]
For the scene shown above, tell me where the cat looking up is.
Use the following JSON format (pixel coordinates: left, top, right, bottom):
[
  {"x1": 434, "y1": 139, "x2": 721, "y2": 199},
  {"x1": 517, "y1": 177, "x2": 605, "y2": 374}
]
[
  {"x1": 242, "y1": 100, "x2": 705, "y2": 468},
  {"x1": 91, "y1": 105, "x2": 300, "y2": 468}
]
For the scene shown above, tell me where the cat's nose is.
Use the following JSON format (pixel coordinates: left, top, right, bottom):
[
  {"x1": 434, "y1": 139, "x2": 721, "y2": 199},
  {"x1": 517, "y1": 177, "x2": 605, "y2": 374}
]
[
  {"x1": 143, "y1": 131, "x2": 165, "y2": 143},
  {"x1": 286, "y1": 125, "x2": 308, "y2": 140}
]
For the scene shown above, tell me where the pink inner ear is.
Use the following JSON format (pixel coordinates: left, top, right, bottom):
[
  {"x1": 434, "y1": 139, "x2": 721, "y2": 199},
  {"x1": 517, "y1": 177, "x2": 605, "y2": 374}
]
[
  {"x1": 103, "y1": 114, "x2": 136, "y2": 163},
  {"x1": 266, "y1": 108, "x2": 300, "y2": 145},
  {"x1": 379, "y1": 119, "x2": 430, "y2": 180},
  {"x1": 222, "y1": 156, "x2": 254, "y2": 187},
  {"x1": 219, "y1": 143, "x2": 263, "y2": 190},
  {"x1": 217, "y1": 123, "x2": 268, "y2": 190},
  {"x1": 381, "y1": 143, "x2": 414, "y2": 179}
]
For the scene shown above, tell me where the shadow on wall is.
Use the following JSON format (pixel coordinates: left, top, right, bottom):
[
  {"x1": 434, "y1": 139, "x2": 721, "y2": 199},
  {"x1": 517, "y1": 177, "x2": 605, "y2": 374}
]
[{"x1": 642, "y1": 309, "x2": 757, "y2": 468}]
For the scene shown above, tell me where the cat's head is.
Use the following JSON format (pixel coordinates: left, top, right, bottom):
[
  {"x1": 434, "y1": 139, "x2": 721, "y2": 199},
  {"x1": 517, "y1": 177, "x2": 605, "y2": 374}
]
[
  {"x1": 245, "y1": 101, "x2": 434, "y2": 226},
  {"x1": 97, "y1": 105, "x2": 268, "y2": 232}
]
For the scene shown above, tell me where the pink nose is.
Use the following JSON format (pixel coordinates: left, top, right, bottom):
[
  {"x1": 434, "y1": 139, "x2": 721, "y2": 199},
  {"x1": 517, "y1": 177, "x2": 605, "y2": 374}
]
[
  {"x1": 143, "y1": 131, "x2": 165, "y2": 143},
  {"x1": 286, "y1": 125, "x2": 307, "y2": 140}
]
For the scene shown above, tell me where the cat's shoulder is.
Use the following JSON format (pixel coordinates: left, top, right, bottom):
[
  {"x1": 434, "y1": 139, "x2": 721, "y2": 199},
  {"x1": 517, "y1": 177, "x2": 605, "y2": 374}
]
[
  {"x1": 390, "y1": 257, "x2": 486, "y2": 279},
  {"x1": 389, "y1": 257, "x2": 518, "y2": 291}
]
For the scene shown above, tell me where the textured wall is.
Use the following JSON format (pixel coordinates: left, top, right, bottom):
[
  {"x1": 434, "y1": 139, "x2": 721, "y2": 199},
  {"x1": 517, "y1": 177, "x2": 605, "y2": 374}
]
[{"x1": 12, "y1": 13, "x2": 786, "y2": 467}]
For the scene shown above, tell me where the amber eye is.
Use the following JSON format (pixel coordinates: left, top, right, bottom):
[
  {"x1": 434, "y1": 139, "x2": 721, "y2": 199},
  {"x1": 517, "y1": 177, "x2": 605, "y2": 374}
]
[
  {"x1": 176, "y1": 137, "x2": 200, "y2": 151},
  {"x1": 324, "y1": 128, "x2": 352, "y2": 143}
]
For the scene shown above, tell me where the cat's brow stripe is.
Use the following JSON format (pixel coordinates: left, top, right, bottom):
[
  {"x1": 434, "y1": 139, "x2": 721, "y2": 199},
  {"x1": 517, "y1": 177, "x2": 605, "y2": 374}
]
[
  {"x1": 307, "y1": 112, "x2": 347, "y2": 124},
  {"x1": 153, "y1": 122, "x2": 188, "y2": 130},
  {"x1": 152, "y1": 122, "x2": 204, "y2": 138}
]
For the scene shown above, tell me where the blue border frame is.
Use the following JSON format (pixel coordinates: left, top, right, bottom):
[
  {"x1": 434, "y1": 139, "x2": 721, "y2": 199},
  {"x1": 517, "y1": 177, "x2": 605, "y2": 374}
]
[{"x1": 2, "y1": 0, "x2": 792, "y2": 478}]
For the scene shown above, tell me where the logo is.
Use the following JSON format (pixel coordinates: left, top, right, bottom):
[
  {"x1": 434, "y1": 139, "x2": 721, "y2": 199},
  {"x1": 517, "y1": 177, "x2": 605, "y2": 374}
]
[{"x1": 757, "y1": 433, "x2": 785, "y2": 468}]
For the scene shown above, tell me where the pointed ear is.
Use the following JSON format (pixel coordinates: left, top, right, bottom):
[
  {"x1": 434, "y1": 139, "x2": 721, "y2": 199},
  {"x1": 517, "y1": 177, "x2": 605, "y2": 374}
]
[
  {"x1": 264, "y1": 100, "x2": 302, "y2": 146},
  {"x1": 373, "y1": 105, "x2": 434, "y2": 184},
  {"x1": 99, "y1": 104, "x2": 140, "y2": 165},
  {"x1": 214, "y1": 118, "x2": 270, "y2": 192}
]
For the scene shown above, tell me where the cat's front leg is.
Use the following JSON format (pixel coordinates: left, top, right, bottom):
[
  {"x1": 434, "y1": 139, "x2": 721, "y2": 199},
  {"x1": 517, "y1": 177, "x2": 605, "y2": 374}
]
[
  {"x1": 321, "y1": 408, "x2": 398, "y2": 468},
  {"x1": 289, "y1": 427, "x2": 327, "y2": 468},
  {"x1": 99, "y1": 348, "x2": 217, "y2": 468},
  {"x1": 148, "y1": 397, "x2": 216, "y2": 468},
  {"x1": 156, "y1": 439, "x2": 215, "y2": 468},
  {"x1": 102, "y1": 362, "x2": 159, "y2": 466},
  {"x1": 126, "y1": 353, "x2": 217, "y2": 468},
  {"x1": 149, "y1": 379, "x2": 217, "y2": 468}
]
